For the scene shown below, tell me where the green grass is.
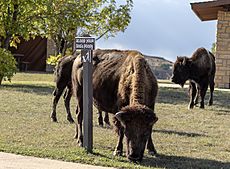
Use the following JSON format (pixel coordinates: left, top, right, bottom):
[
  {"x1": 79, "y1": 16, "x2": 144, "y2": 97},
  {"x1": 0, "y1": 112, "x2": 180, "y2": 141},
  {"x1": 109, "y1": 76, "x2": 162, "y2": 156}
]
[{"x1": 0, "y1": 72, "x2": 230, "y2": 169}]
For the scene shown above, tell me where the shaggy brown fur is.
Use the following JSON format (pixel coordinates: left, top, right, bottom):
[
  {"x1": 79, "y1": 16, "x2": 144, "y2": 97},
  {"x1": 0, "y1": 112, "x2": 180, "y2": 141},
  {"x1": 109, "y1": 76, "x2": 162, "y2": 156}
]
[
  {"x1": 92, "y1": 50, "x2": 158, "y2": 112},
  {"x1": 171, "y1": 47, "x2": 216, "y2": 109},
  {"x1": 50, "y1": 54, "x2": 110, "y2": 126},
  {"x1": 113, "y1": 105, "x2": 158, "y2": 162},
  {"x1": 50, "y1": 55, "x2": 77, "y2": 123},
  {"x1": 72, "y1": 49, "x2": 158, "y2": 162}
]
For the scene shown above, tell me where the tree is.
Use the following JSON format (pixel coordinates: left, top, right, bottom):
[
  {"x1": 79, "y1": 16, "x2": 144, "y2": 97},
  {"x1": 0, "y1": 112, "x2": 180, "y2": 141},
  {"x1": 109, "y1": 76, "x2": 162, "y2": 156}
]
[
  {"x1": 0, "y1": 0, "x2": 133, "y2": 54},
  {"x1": 0, "y1": 0, "x2": 47, "y2": 84},
  {"x1": 45, "y1": 0, "x2": 133, "y2": 55},
  {"x1": 0, "y1": 0, "x2": 133, "y2": 83},
  {"x1": 211, "y1": 42, "x2": 216, "y2": 54},
  {"x1": 0, "y1": 0, "x2": 47, "y2": 49}
]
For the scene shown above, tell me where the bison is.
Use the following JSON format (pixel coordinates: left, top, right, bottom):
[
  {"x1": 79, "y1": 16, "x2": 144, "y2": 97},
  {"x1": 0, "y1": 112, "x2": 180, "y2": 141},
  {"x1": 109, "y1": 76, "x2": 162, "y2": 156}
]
[
  {"x1": 171, "y1": 47, "x2": 216, "y2": 109},
  {"x1": 72, "y1": 49, "x2": 158, "y2": 162},
  {"x1": 50, "y1": 54, "x2": 110, "y2": 126}
]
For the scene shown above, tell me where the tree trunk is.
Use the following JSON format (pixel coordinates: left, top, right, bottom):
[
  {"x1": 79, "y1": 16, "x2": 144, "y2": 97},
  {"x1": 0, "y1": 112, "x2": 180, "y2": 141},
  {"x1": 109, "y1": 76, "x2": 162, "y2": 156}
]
[
  {"x1": 3, "y1": 36, "x2": 11, "y2": 49},
  {"x1": 0, "y1": 75, "x2": 3, "y2": 85}
]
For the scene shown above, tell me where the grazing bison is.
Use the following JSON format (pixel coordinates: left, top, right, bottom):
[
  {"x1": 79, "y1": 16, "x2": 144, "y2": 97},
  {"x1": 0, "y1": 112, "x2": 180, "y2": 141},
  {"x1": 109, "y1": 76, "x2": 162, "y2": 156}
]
[
  {"x1": 50, "y1": 55, "x2": 77, "y2": 123},
  {"x1": 50, "y1": 54, "x2": 110, "y2": 126},
  {"x1": 171, "y1": 47, "x2": 216, "y2": 109},
  {"x1": 72, "y1": 49, "x2": 158, "y2": 162}
]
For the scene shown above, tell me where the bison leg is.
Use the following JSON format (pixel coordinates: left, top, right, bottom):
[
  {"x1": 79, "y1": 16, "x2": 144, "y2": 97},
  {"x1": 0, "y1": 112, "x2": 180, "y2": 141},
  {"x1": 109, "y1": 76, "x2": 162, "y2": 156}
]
[
  {"x1": 188, "y1": 82, "x2": 197, "y2": 109},
  {"x1": 74, "y1": 89, "x2": 83, "y2": 147},
  {"x1": 98, "y1": 109, "x2": 103, "y2": 127},
  {"x1": 98, "y1": 110, "x2": 110, "y2": 127},
  {"x1": 199, "y1": 81, "x2": 208, "y2": 109},
  {"x1": 50, "y1": 85, "x2": 66, "y2": 122},
  {"x1": 147, "y1": 129, "x2": 158, "y2": 156},
  {"x1": 64, "y1": 84, "x2": 74, "y2": 123},
  {"x1": 194, "y1": 84, "x2": 200, "y2": 105},
  {"x1": 104, "y1": 112, "x2": 110, "y2": 127},
  {"x1": 113, "y1": 124, "x2": 124, "y2": 156},
  {"x1": 208, "y1": 76, "x2": 215, "y2": 106}
]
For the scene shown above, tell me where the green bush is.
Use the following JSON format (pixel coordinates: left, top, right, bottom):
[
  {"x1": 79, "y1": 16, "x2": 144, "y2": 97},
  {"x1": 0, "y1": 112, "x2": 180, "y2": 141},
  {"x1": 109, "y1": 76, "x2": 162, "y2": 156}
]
[
  {"x1": 46, "y1": 54, "x2": 62, "y2": 66},
  {"x1": 0, "y1": 48, "x2": 17, "y2": 85}
]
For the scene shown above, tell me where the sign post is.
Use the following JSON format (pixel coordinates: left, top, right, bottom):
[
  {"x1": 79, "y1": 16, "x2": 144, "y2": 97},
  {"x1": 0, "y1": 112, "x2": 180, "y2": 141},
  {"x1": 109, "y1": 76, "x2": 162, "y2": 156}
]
[{"x1": 75, "y1": 36, "x2": 95, "y2": 152}]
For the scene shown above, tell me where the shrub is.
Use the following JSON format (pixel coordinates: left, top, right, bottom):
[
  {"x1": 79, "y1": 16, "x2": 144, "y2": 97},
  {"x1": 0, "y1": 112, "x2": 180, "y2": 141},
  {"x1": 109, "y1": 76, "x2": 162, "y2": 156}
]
[
  {"x1": 0, "y1": 48, "x2": 17, "y2": 85},
  {"x1": 46, "y1": 54, "x2": 62, "y2": 66}
]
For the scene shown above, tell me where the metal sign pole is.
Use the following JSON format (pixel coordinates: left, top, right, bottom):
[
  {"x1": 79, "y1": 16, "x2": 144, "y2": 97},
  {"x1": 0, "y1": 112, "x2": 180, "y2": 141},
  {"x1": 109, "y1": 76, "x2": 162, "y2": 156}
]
[
  {"x1": 82, "y1": 50, "x2": 93, "y2": 152},
  {"x1": 76, "y1": 36, "x2": 95, "y2": 153}
]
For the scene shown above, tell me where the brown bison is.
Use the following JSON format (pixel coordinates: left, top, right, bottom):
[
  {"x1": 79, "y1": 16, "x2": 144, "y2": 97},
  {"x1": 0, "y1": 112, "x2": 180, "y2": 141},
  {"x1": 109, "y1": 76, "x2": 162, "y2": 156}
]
[
  {"x1": 171, "y1": 47, "x2": 216, "y2": 109},
  {"x1": 72, "y1": 49, "x2": 158, "y2": 162},
  {"x1": 50, "y1": 54, "x2": 110, "y2": 126}
]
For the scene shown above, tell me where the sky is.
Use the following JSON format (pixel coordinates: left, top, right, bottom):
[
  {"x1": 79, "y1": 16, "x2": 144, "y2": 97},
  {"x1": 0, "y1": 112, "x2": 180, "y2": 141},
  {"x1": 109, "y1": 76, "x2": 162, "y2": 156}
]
[{"x1": 96, "y1": 0, "x2": 217, "y2": 62}]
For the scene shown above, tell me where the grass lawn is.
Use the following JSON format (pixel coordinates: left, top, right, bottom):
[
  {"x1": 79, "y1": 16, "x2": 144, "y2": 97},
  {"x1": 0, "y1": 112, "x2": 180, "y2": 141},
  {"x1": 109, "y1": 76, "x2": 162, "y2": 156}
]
[{"x1": 0, "y1": 72, "x2": 230, "y2": 169}]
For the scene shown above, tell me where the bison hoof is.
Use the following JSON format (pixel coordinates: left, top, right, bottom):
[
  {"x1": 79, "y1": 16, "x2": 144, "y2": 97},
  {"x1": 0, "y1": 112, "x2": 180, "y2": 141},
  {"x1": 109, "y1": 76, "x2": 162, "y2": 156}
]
[
  {"x1": 78, "y1": 142, "x2": 83, "y2": 147},
  {"x1": 73, "y1": 133, "x2": 78, "y2": 139},
  {"x1": 67, "y1": 116, "x2": 75, "y2": 123},
  {"x1": 105, "y1": 123, "x2": 111, "y2": 128},
  {"x1": 77, "y1": 140, "x2": 83, "y2": 147},
  {"x1": 148, "y1": 150, "x2": 158, "y2": 157},
  {"x1": 113, "y1": 150, "x2": 122, "y2": 156},
  {"x1": 188, "y1": 105, "x2": 194, "y2": 110},
  {"x1": 105, "y1": 121, "x2": 111, "y2": 126},
  {"x1": 51, "y1": 115, "x2": 58, "y2": 123},
  {"x1": 200, "y1": 104, "x2": 205, "y2": 109},
  {"x1": 208, "y1": 102, "x2": 213, "y2": 106},
  {"x1": 104, "y1": 120, "x2": 110, "y2": 126}
]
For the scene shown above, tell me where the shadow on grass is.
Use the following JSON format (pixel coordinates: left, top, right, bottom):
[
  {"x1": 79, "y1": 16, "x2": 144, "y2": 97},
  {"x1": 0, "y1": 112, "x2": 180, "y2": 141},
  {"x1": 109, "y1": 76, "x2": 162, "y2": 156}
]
[
  {"x1": 157, "y1": 87, "x2": 189, "y2": 104},
  {"x1": 92, "y1": 151, "x2": 128, "y2": 163},
  {"x1": 0, "y1": 84, "x2": 54, "y2": 95},
  {"x1": 90, "y1": 151, "x2": 230, "y2": 169},
  {"x1": 142, "y1": 154, "x2": 230, "y2": 169},
  {"x1": 158, "y1": 87, "x2": 230, "y2": 111},
  {"x1": 153, "y1": 129, "x2": 207, "y2": 137},
  {"x1": 213, "y1": 90, "x2": 230, "y2": 111}
]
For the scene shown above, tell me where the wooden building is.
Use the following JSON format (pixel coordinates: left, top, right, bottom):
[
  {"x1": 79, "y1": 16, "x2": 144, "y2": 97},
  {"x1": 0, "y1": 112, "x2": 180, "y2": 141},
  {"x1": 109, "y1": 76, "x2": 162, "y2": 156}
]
[
  {"x1": 10, "y1": 37, "x2": 55, "y2": 72},
  {"x1": 191, "y1": 0, "x2": 230, "y2": 88}
]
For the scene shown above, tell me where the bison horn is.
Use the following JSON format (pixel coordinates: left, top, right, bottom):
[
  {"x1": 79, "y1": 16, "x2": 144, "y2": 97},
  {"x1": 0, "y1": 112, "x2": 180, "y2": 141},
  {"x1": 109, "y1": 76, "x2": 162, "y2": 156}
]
[
  {"x1": 182, "y1": 57, "x2": 186, "y2": 66},
  {"x1": 145, "y1": 113, "x2": 158, "y2": 126},
  {"x1": 114, "y1": 111, "x2": 126, "y2": 126}
]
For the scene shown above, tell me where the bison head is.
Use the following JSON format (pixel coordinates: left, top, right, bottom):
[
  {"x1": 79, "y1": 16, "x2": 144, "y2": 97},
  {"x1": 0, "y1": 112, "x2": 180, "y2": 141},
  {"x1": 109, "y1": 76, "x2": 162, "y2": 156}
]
[
  {"x1": 171, "y1": 56, "x2": 191, "y2": 87},
  {"x1": 114, "y1": 105, "x2": 158, "y2": 162}
]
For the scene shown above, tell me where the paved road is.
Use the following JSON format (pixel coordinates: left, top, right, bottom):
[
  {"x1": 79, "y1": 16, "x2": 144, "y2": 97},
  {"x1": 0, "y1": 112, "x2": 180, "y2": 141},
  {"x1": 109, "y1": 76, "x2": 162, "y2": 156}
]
[{"x1": 0, "y1": 152, "x2": 115, "y2": 169}]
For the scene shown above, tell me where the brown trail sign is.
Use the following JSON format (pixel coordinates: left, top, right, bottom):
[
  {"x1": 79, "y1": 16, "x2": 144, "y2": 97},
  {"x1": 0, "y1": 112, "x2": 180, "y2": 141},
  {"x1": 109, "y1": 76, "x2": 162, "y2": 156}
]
[{"x1": 75, "y1": 36, "x2": 95, "y2": 152}]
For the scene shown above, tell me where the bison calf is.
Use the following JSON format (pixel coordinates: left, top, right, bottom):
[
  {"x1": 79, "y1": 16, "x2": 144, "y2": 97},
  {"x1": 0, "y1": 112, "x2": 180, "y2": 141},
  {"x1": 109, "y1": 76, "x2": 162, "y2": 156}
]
[{"x1": 171, "y1": 47, "x2": 216, "y2": 109}]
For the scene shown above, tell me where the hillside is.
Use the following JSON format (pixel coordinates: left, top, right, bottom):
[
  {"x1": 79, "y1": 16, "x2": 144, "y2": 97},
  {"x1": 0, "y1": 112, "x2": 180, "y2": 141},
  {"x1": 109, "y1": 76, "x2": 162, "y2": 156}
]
[{"x1": 144, "y1": 55, "x2": 173, "y2": 80}]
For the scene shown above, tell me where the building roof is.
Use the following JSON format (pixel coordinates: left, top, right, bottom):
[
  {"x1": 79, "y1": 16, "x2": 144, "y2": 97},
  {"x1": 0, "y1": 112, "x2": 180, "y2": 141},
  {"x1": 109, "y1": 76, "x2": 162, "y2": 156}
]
[{"x1": 191, "y1": 0, "x2": 230, "y2": 21}]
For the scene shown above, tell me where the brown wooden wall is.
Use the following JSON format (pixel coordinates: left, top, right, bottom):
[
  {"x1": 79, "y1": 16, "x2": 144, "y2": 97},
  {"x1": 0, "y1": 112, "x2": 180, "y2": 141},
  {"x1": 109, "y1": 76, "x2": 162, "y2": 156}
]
[{"x1": 10, "y1": 37, "x2": 47, "y2": 71}]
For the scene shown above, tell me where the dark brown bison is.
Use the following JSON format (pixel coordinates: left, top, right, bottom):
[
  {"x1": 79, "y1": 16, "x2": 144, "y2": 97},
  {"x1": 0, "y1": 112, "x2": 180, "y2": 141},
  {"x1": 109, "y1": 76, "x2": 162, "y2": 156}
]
[
  {"x1": 50, "y1": 55, "x2": 110, "y2": 126},
  {"x1": 171, "y1": 47, "x2": 216, "y2": 109},
  {"x1": 72, "y1": 49, "x2": 158, "y2": 162}
]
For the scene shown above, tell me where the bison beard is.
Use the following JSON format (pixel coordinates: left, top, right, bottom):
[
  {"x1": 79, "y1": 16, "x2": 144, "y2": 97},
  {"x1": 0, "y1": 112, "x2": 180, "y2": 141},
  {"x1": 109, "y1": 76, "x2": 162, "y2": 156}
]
[
  {"x1": 72, "y1": 49, "x2": 158, "y2": 162},
  {"x1": 171, "y1": 47, "x2": 216, "y2": 109}
]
